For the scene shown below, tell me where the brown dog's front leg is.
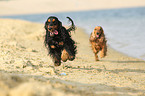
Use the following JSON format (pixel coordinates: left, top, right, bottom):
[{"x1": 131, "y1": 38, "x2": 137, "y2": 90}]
[{"x1": 95, "y1": 53, "x2": 99, "y2": 61}]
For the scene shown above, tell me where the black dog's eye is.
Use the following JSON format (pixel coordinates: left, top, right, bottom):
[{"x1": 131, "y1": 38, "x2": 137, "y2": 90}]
[
  {"x1": 48, "y1": 19, "x2": 51, "y2": 22},
  {"x1": 52, "y1": 19, "x2": 55, "y2": 22}
]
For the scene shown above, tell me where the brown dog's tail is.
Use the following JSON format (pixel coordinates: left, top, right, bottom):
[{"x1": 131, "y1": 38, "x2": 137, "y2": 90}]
[{"x1": 66, "y1": 17, "x2": 76, "y2": 33}]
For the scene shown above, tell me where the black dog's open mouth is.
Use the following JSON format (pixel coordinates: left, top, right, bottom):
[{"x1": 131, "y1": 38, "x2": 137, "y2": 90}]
[{"x1": 49, "y1": 30, "x2": 58, "y2": 37}]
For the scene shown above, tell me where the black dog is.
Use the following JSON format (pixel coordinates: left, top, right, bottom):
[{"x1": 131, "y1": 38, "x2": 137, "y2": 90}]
[{"x1": 44, "y1": 16, "x2": 77, "y2": 66}]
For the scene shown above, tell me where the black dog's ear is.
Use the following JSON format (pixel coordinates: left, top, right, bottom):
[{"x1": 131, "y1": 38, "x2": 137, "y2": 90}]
[
  {"x1": 58, "y1": 20, "x2": 62, "y2": 28},
  {"x1": 44, "y1": 21, "x2": 48, "y2": 31}
]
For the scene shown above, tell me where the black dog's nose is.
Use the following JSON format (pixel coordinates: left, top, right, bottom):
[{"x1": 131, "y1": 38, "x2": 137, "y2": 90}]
[{"x1": 48, "y1": 27, "x2": 52, "y2": 30}]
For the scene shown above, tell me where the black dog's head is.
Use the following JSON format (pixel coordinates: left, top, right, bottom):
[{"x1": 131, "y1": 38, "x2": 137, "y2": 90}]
[{"x1": 45, "y1": 16, "x2": 62, "y2": 37}]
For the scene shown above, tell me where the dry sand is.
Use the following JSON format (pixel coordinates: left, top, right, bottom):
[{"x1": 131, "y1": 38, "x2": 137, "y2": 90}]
[{"x1": 0, "y1": 19, "x2": 145, "y2": 96}]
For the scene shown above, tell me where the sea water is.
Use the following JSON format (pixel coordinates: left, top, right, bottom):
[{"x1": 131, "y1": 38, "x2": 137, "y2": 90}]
[{"x1": 1, "y1": 7, "x2": 145, "y2": 60}]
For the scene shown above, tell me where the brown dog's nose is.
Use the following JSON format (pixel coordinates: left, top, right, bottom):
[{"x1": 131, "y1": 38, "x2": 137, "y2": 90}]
[{"x1": 97, "y1": 33, "x2": 99, "y2": 35}]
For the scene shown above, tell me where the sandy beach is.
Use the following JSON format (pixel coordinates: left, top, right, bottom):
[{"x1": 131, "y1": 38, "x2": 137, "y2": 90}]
[
  {"x1": 0, "y1": 19, "x2": 145, "y2": 96},
  {"x1": 0, "y1": 0, "x2": 145, "y2": 96}
]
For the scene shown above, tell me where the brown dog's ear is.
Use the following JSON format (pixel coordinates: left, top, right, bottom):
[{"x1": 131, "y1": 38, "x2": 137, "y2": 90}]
[
  {"x1": 92, "y1": 30, "x2": 95, "y2": 38},
  {"x1": 99, "y1": 26, "x2": 104, "y2": 34},
  {"x1": 89, "y1": 32, "x2": 96, "y2": 41},
  {"x1": 92, "y1": 27, "x2": 97, "y2": 38}
]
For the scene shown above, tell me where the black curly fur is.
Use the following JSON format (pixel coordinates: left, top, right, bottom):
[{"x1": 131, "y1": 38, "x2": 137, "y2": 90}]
[{"x1": 44, "y1": 16, "x2": 77, "y2": 66}]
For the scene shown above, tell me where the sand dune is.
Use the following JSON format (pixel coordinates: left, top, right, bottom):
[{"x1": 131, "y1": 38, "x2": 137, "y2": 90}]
[{"x1": 0, "y1": 19, "x2": 145, "y2": 96}]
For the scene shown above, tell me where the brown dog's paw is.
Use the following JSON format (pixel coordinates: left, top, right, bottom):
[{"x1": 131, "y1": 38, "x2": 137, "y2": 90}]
[
  {"x1": 95, "y1": 54, "x2": 99, "y2": 61},
  {"x1": 95, "y1": 58, "x2": 99, "y2": 61},
  {"x1": 61, "y1": 49, "x2": 69, "y2": 62},
  {"x1": 100, "y1": 53, "x2": 105, "y2": 58}
]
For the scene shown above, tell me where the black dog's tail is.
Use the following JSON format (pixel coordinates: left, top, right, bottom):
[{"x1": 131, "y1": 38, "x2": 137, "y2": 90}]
[{"x1": 66, "y1": 17, "x2": 76, "y2": 33}]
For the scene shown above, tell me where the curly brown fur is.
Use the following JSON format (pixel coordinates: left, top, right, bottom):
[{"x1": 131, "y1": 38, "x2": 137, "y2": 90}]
[
  {"x1": 89, "y1": 26, "x2": 107, "y2": 61},
  {"x1": 44, "y1": 16, "x2": 77, "y2": 66}
]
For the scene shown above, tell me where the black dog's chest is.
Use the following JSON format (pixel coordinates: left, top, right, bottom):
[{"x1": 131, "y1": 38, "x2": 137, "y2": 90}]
[{"x1": 52, "y1": 35, "x2": 62, "y2": 41}]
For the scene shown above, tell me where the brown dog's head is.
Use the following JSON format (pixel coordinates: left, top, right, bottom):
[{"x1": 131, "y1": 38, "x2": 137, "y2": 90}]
[
  {"x1": 93, "y1": 26, "x2": 104, "y2": 38},
  {"x1": 45, "y1": 16, "x2": 62, "y2": 37}
]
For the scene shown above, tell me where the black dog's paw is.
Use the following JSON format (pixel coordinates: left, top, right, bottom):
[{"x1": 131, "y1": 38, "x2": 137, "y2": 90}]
[
  {"x1": 68, "y1": 56, "x2": 75, "y2": 61},
  {"x1": 54, "y1": 62, "x2": 61, "y2": 66}
]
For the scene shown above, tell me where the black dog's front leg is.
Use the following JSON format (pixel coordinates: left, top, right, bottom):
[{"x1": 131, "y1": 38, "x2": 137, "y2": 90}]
[
  {"x1": 49, "y1": 48, "x2": 62, "y2": 66},
  {"x1": 47, "y1": 38, "x2": 59, "y2": 49},
  {"x1": 64, "y1": 40, "x2": 77, "y2": 61},
  {"x1": 50, "y1": 41, "x2": 63, "y2": 49}
]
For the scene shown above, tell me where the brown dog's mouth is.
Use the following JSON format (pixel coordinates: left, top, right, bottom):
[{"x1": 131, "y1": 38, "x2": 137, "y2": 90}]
[
  {"x1": 96, "y1": 34, "x2": 99, "y2": 38},
  {"x1": 96, "y1": 32, "x2": 100, "y2": 38}
]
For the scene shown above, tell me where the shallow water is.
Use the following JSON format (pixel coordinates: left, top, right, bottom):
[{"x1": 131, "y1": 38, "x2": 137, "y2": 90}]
[{"x1": 1, "y1": 7, "x2": 145, "y2": 60}]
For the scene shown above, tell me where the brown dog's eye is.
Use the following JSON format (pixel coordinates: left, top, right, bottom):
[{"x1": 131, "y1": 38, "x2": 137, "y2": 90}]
[{"x1": 100, "y1": 28, "x2": 102, "y2": 31}]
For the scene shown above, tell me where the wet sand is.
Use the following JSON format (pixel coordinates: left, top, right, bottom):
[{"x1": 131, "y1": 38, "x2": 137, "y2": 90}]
[{"x1": 0, "y1": 19, "x2": 145, "y2": 96}]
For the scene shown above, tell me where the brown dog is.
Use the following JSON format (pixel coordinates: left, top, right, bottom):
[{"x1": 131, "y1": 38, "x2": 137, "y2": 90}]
[{"x1": 89, "y1": 26, "x2": 107, "y2": 61}]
